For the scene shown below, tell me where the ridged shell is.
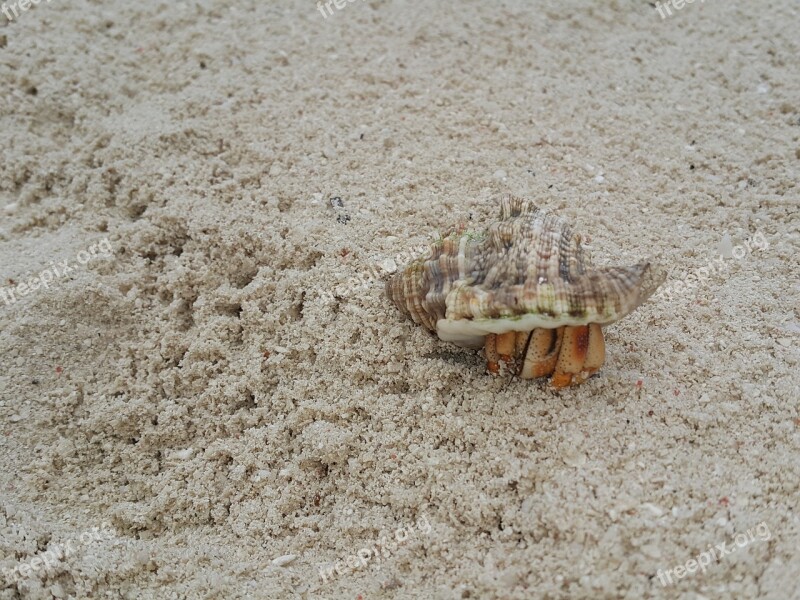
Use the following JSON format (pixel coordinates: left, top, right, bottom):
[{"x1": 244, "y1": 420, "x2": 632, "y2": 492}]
[{"x1": 386, "y1": 195, "x2": 665, "y2": 348}]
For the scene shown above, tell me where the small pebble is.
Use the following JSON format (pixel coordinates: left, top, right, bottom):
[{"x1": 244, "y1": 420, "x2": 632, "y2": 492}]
[
  {"x1": 718, "y1": 233, "x2": 733, "y2": 259},
  {"x1": 640, "y1": 503, "x2": 664, "y2": 517},
  {"x1": 641, "y1": 543, "x2": 662, "y2": 558},
  {"x1": 380, "y1": 258, "x2": 397, "y2": 273},
  {"x1": 272, "y1": 554, "x2": 297, "y2": 567},
  {"x1": 562, "y1": 450, "x2": 586, "y2": 468},
  {"x1": 172, "y1": 448, "x2": 194, "y2": 460}
]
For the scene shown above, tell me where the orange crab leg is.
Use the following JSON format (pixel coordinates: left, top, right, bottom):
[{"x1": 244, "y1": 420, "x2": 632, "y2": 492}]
[
  {"x1": 550, "y1": 324, "x2": 605, "y2": 388},
  {"x1": 582, "y1": 323, "x2": 605, "y2": 376},
  {"x1": 485, "y1": 334, "x2": 500, "y2": 375},
  {"x1": 495, "y1": 331, "x2": 516, "y2": 370},
  {"x1": 520, "y1": 327, "x2": 563, "y2": 379},
  {"x1": 485, "y1": 332, "x2": 517, "y2": 375},
  {"x1": 488, "y1": 325, "x2": 604, "y2": 386}
]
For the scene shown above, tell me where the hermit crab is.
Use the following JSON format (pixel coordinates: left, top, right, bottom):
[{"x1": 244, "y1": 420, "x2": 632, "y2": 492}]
[{"x1": 386, "y1": 195, "x2": 665, "y2": 388}]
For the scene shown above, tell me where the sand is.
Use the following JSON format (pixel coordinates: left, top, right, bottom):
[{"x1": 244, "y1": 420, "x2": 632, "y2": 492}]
[{"x1": 1, "y1": 0, "x2": 799, "y2": 598}]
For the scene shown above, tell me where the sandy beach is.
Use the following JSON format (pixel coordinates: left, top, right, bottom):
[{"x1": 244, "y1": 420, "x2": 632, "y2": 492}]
[{"x1": 1, "y1": 0, "x2": 799, "y2": 598}]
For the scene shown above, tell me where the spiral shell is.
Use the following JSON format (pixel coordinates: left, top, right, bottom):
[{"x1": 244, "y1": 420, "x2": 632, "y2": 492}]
[{"x1": 386, "y1": 195, "x2": 665, "y2": 352}]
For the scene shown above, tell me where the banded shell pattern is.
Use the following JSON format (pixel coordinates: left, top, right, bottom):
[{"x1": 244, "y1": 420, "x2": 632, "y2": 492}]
[{"x1": 386, "y1": 195, "x2": 665, "y2": 387}]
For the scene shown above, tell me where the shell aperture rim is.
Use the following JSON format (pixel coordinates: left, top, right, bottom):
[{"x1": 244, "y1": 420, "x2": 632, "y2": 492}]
[{"x1": 435, "y1": 313, "x2": 616, "y2": 348}]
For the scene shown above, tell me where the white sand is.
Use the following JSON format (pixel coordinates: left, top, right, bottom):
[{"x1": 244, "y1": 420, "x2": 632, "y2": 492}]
[{"x1": 1, "y1": 0, "x2": 798, "y2": 598}]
